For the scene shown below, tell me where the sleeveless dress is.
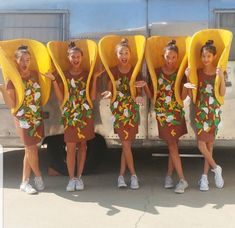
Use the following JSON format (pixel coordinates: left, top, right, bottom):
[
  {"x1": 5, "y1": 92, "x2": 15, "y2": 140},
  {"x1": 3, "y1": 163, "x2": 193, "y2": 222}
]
[
  {"x1": 60, "y1": 71, "x2": 95, "y2": 143},
  {"x1": 6, "y1": 72, "x2": 44, "y2": 146},
  {"x1": 110, "y1": 66, "x2": 141, "y2": 141},
  {"x1": 195, "y1": 69, "x2": 222, "y2": 142},
  {"x1": 154, "y1": 68, "x2": 187, "y2": 141}
]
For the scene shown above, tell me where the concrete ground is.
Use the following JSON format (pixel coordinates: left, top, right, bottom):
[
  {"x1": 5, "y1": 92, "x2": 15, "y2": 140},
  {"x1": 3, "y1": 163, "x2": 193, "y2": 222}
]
[{"x1": 3, "y1": 147, "x2": 235, "y2": 228}]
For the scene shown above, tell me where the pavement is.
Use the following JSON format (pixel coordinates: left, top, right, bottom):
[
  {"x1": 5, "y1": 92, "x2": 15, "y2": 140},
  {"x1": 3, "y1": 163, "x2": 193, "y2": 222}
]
[{"x1": 3, "y1": 147, "x2": 235, "y2": 228}]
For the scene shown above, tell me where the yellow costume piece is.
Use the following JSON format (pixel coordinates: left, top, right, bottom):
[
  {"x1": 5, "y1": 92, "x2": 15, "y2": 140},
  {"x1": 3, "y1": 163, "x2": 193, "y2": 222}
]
[
  {"x1": 47, "y1": 39, "x2": 97, "y2": 108},
  {"x1": 0, "y1": 39, "x2": 51, "y2": 113},
  {"x1": 188, "y1": 29, "x2": 233, "y2": 105},
  {"x1": 145, "y1": 36, "x2": 190, "y2": 107},
  {"x1": 98, "y1": 35, "x2": 146, "y2": 102}
]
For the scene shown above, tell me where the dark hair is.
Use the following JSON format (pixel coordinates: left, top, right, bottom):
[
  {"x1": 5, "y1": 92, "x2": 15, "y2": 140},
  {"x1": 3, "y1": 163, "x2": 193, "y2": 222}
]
[
  {"x1": 164, "y1": 40, "x2": 178, "y2": 54},
  {"x1": 67, "y1": 41, "x2": 83, "y2": 56},
  {"x1": 15, "y1": 45, "x2": 31, "y2": 59},
  {"x1": 200, "y1": 40, "x2": 217, "y2": 55},
  {"x1": 115, "y1": 38, "x2": 131, "y2": 53}
]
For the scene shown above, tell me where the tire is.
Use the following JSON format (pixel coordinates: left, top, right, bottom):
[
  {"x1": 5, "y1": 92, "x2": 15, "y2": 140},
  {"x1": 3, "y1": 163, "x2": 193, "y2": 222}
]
[{"x1": 42, "y1": 133, "x2": 107, "y2": 175}]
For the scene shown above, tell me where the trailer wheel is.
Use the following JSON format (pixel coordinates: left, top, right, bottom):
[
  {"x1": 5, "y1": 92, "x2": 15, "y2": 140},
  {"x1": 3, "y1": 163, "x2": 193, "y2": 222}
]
[{"x1": 42, "y1": 133, "x2": 107, "y2": 175}]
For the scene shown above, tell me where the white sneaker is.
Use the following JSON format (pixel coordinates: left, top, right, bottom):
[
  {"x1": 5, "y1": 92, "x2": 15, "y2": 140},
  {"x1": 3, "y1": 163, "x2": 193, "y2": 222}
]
[
  {"x1": 211, "y1": 165, "x2": 224, "y2": 188},
  {"x1": 20, "y1": 181, "x2": 37, "y2": 194},
  {"x1": 66, "y1": 178, "x2": 76, "y2": 192},
  {"x1": 34, "y1": 176, "x2": 45, "y2": 191},
  {"x1": 174, "y1": 179, "x2": 188, "y2": 194},
  {"x1": 164, "y1": 176, "x2": 174, "y2": 189},
  {"x1": 198, "y1": 174, "x2": 209, "y2": 191},
  {"x1": 118, "y1": 175, "x2": 127, "y2": 188},
  {"x1": 130, "y1": 175, "x2": 139, "y2": 190},
  {"x1": 75, "y1": 177, "x2": 84, "y2": 191}
]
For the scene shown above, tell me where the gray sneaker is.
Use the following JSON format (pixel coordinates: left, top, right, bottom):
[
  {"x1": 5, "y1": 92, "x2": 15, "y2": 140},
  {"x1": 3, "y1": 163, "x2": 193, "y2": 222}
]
[
  {"x1": 211, "y1": 165, "x2": 224, "y2": 189},
  {"x1": 130, "y1": 175, "x2": 139, "y2": 190},
  {"x1": 174, "y1": 179, "x2": 188, "y2": 194},
  {"x1": 198, "y1": 174, "x2": 209, "y2": 191},
  {"x1": 34, "y1": 176, "x2": 45, "y2": 191},
  {"x1": 20, "y1": 181, "x2": 37, "y2": 194},
  {"x1": 75, "y1": 177, "x2": 84, "y2": 191},
  {"x1": 164, "y1": 176, "x2": 174, "y2": 189},
  {"x1": 66, "y1": 178, "x2": 76, "y2": 192},
  {"x1": 118, "y1": 175, "x2": 127, "y2": 188}
]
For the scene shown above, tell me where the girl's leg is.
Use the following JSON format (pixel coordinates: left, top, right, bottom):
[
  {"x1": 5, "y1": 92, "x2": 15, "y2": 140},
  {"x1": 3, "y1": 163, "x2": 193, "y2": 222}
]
[
  {"x1": 198, "y1": 140, "x2": 217, "y2": 169},
  {"x1": 25, "y1": 145, "x2": 41, "y2": 177},
  {"x1": 167, "y1": 155, "x2": 174, "y2": 176},
  {"x1": 121, "y1": 140, "x2": 136, "y2": 175},
  {"x1": 119, "y1": 151, "x2": 127, "y2": 176},
  {"x1": 22, "y1": 149, "x2": 32, "y2": 182},
  {"x1": 76, "y1": 141, "x2": 87, "y2": 177},
  {"x1": 66, "y1": 142, "x2": 77, "y2": 179},
  {"x1": 167, "y1": 140, "x2": 185, "y2": 180},
  {"x1": 203, "y1": 142, "x2": 214, "y2": 175}
]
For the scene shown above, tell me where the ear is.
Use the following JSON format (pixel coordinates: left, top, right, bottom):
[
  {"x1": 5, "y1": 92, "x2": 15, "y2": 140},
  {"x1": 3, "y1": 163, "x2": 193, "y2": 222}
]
[{"x1": 214, "y1": 54, "x2": 217, "y2": 60}]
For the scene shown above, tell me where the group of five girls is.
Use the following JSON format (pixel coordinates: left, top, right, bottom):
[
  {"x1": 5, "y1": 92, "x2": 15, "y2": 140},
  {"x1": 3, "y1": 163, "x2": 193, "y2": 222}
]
[{"x1": 0, "y1": 37, "x2": 225, "y2": 194}]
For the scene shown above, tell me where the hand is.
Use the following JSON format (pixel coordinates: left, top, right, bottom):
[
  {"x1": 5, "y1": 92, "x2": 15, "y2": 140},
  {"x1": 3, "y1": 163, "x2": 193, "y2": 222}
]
[
  {"x1": 216, "y1": 67, "x2": 224, "y2": 79},
  {"x1": 41, "y1": 72, "x2": 56, "y2": 81},
  {"x1": 185, "y1": 67, "x2": 190, "y2": 78},
  {"x1": 135, "y1": 96, "x2": 144, "y2": 106},
  {"x1": 184, "y1": 82, "x2": 196, "y2": 90},
  {"x1": 135, "y1": 80, "x2": 147, "y2": 88},
  {"x1": 94, "y1": 68, "x2": 105, "y2": 79},
  {"x1": 0, "y1": 83, "x2": 5, "y2": 93},
  {"x1": 101, "y1": 91, "x2": 112, "y2": 99}
]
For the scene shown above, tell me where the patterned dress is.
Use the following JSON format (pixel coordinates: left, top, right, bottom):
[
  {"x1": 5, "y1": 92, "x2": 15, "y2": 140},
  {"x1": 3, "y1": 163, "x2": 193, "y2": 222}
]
[
  {"x1": 154, "y1": 68, "x2": 187, "y2": 141},
  {"x1": 195, "y1": 69, "x2": 222, "y2": 142},
  {"x1": 60, "y1": 71, "x2": 95, "y2": 143},
  {"x1": 6, "y1": 72, "x2": 44, "y2": 146},
  {"x1": 110, "y1": 66, "x2": 141, "y2": 141}
]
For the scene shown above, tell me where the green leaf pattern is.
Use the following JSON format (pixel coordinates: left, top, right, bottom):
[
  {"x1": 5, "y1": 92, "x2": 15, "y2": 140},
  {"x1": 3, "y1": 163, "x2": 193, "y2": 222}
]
[
  {"x1": 155, "y1": 72, "x2": 185, "y2": 127},
  {"x1": 110, "y1": 75, "x2": 139, "y2": 129},
  {"x1": 16, "y1": 78, "x2": 42, "y2": 138},
  {"x1": 195, "y1": 78, "x2": 221, "y2": 136},
  {"x1": 62, "y1": 78, "x2": 92, "y2": 130}
]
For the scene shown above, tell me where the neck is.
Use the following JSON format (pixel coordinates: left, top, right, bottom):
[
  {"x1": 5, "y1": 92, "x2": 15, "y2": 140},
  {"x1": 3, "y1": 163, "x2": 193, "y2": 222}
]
[
  {"x1": 203, "y1": 65, "x2": 216, "y2": 74},
  {"x1": 162, "y1": 65, "x2": 177, "y2": 75},
  {"x1": 118, "y1": 63, "x2": 131, "y2": 73},
  {"x1": 20, "y1": 70, "x2": 30, "y2": 78},
  {"x1": 70, "y1": 67, "x2": 82, "y2": 75}
]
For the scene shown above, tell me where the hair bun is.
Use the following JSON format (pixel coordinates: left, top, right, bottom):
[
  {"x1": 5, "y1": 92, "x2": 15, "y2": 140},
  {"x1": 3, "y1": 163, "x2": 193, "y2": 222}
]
[
  {"x1": 205, "y1": 40, "x2": 214, "y2": 46},
  {"x1": 167, "y1": 40, "x2": 176, "y2": 46},
  {"x1": 18, "y1": 45, "x2": 28, "y2": 51},
  {"x1": 120, "y1": 38, "x2": 129, "y2": 45},
  {"x1": 68, "y1": 41, "x2": 76, "y2": 49}
]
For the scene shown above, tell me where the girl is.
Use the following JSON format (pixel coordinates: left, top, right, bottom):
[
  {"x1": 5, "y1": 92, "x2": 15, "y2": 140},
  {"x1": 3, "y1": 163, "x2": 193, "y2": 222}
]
[
  {"x1": 0, "y1": 45, "x2": 45, "y2": 194},
  {"x1": 45, "y1": 42, "x2": 102, "y2": 191},
  {"x1": 101, "y1": 38, "x2": 144, "y2": 189},
  {"x1": 185, "y1": 40, "x2": 225, "y2": 191},
  {"x1": 144, "y1": 40, "x2": 188, "y2": 193}
]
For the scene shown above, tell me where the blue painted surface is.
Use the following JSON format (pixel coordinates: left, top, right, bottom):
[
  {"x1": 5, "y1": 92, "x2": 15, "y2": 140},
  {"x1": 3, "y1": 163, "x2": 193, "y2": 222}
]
[{"x1": 0, "y1": 0, "x2": 235, "y2": 36}]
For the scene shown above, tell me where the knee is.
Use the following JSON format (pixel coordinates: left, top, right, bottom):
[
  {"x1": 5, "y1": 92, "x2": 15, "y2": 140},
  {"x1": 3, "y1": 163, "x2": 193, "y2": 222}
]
[
  {"x1": 198, "y1": 141, "x2": 206, "y2": 152},
  {"x1": 78, "y1": 142, "x2": 87, "y2": 152},
  {"x1": 167, "y1": 140, "x2": 177, "y2": 149}
]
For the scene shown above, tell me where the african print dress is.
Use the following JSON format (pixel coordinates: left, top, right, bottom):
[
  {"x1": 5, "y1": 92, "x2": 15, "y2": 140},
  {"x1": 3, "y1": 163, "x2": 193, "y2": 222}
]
[
  {"x1": 154, "y1": 68, "x2": 187, "y2": 141},
  {"x1": 195, "y1": 69, "x2": 222, "y2": 142},
  {"x1": 110, "y1": 66, "x2": 140, "y2": 141}
]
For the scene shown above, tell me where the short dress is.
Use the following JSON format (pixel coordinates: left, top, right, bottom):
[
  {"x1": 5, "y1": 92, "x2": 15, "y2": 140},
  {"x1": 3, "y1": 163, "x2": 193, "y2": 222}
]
[
  {"x1": 154, "y1": 68, "x2": 187, "y2": 141},
  {"x1": 59, "y1": 71, "x2": 95, "y2": 143},
  {"x1": 110, "y1": 66, "x2": 141, "y2": 141},
  {"x1": 195, "y1": 69, "x2": 222, "y2": 142},
  {"x1": 6, "y1": 72, "x2": 44, "y2": 146}
]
